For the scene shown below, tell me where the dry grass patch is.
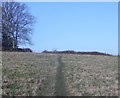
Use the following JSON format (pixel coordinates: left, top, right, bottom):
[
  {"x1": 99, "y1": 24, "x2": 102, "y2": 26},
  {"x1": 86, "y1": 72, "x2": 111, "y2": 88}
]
[
  {"x1": 62, "y1": 54, "x2": 118, "y2": 96},
  {"x1": 2, "y1": 52, "x2": 58, "y2": 96}
]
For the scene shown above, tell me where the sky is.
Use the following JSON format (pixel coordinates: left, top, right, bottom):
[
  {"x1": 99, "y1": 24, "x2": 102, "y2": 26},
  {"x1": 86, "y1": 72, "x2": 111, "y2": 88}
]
[{"x1": 20, "y1": 2, "x2": 118, "y2": 55}]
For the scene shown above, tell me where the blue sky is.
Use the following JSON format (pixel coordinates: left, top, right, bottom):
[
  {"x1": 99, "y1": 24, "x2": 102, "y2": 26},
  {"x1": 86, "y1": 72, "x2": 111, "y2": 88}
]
[{"x1": 20, "y1": 2, "x2": 118, "y2": 55}]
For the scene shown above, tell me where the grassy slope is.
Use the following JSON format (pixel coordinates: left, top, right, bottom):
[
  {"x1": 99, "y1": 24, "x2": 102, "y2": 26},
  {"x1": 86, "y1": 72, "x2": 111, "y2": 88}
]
[
  {"x1": 2, "y1": 52, "x2": 118, "y2": 96},
  {"x1": 2, "y1": 52, "x2": 58, "y2": 96},
  {"x1": 62, "y1": 54, "x2": 118, "y2": 96}
]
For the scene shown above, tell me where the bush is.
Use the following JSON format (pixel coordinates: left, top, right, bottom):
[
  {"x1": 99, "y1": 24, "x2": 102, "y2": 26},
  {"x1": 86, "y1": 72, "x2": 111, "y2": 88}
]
[{"x1": 2, "y1": 47, "x2": 32, "y2": 52}]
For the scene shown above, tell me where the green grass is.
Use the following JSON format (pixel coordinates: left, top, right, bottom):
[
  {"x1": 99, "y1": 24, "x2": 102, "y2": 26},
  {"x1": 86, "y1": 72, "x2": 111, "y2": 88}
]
[{"x1": 1, "y1": 52, "x2": 118, "y2": 96}]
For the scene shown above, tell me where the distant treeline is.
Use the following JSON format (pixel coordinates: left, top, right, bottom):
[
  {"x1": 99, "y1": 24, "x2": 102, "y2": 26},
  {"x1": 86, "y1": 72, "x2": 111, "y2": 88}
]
[
  {"x1": 1, "y1": 48, "x2": 114, "y2": 56},
  {"x1": 42, "y1": 50, "x2": 113, "y2": 56},
  {"x1": 1, "y1": 47, "x2": 32, "y2": 52}
]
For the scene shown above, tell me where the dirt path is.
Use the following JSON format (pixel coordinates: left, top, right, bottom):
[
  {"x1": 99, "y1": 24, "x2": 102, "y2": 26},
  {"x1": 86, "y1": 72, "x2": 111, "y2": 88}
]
[{"x1": 55, "y1": 55, "x2": 66, "y2": 96}]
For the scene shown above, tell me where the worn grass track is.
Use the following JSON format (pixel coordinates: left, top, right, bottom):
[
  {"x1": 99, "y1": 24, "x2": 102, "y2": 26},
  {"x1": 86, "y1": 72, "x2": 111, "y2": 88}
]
[
  {"x1": 55, "y1": 55, "x2": 66, "y2": 96},
  {"x1": 2, "y1": 52, "x2": 118, "y2": 96}
]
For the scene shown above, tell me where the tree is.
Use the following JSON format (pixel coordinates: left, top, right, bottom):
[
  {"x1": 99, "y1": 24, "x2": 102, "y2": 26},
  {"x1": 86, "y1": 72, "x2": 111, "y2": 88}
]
[{"x1": 1, "y1": 1, "x2": 34, "y2": 49}]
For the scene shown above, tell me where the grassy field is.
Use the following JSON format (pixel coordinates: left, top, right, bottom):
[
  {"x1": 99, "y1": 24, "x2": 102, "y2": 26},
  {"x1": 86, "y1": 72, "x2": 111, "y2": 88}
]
[
  {"x1": 2, "y1": 52, "x2": 118, "y2": 96},
  {"x1": 62, "y1": 54, "x2": 118, "y2": 96}
]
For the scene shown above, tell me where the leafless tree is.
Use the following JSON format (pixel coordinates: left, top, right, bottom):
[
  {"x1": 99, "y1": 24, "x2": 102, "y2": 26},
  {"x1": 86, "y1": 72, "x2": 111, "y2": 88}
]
[{"x1": 1, "y1": 1, "x2": 34, "y2": 48}]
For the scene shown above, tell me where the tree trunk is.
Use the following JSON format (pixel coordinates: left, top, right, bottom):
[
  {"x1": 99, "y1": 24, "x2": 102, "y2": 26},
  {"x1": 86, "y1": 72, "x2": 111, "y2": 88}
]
[{"x1": 12, "y1": 38, "x2": 14, "y2": 48}]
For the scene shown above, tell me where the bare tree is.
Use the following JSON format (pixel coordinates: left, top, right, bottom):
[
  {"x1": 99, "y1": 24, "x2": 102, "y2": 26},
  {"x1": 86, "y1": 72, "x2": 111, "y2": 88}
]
[{"x1": 2, "y1": 2, "x2": 34, "y2": 48}]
